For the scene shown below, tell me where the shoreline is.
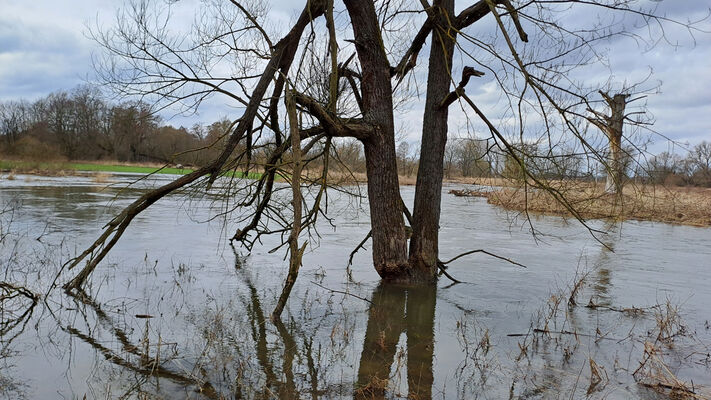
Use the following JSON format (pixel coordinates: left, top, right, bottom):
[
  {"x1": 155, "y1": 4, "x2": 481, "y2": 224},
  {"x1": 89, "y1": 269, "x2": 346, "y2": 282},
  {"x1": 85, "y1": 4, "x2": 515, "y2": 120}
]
[
  {"x1": 450, "y1": 184, "x2": 711, "y2": 227},
  {"x1": 5, "y1": 158, "x2": 710, "y2": 228},
  {"x1": 0, "y1": 159, "x2": 261, "y2": 180},
  {"x1": 0, "y1": 159, "x2": 195, "y2": 176}
]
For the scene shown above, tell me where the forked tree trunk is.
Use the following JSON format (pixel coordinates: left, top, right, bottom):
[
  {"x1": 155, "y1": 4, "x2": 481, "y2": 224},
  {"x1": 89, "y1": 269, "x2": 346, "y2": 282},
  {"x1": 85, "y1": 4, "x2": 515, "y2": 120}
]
[
  {"x1": 344, "y1": 0, "x2": 409, "y2": 280},
  {"x1": 409, "y1": 0, "x2": 457, "y2": 280}
]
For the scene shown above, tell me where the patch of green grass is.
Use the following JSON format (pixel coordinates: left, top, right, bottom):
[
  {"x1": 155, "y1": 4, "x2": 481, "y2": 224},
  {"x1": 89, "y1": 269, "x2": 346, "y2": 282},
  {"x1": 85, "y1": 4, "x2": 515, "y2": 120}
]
[
  {"x1": 0, "y1": 159, "x2": 194, "y2": 175},
  {"x1": 68, "y1": 162, "x2": 194, "y2": 175},
  {"x1": 223, "y1": 170, "x2": 264, "y2": 180},
  {"x1": 0, "y1": 159, "x2": 263, "y2": 180}
]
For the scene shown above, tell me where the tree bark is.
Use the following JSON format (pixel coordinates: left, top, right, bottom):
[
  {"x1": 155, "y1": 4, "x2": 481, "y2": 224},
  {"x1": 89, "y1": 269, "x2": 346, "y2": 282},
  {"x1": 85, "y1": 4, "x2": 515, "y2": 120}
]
[
  {"x1": 272, "y1": 89, "x2": 305, "y2": 320},
  {"x1": 409, "y1": 0, "x2": 457, "y2": 280},
  {"x1": 344, "y1": 0, "x2": 409, "y2": 280},
  {"x1": 604, "y1": 93, "x2": 628, "y2": 195}
]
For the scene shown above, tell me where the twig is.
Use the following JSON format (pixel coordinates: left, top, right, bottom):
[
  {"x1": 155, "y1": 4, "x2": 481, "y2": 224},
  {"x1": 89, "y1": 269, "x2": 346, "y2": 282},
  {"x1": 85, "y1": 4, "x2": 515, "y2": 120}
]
[
  {"x1": 507, "y1": 328, "x2": 620, "y2": 341},
  {"x1": 310, "y1": 281, "x2": 372, "y2": 305},
  {"x1": 347, "y1": 230, "x2": 372, "y2": 267},
  {"x1": 437, "y1": 261, "x2": 462, "y2": 284},
  {"x1": 440, "y1": 249, "x2": 527, "y2": 268}
]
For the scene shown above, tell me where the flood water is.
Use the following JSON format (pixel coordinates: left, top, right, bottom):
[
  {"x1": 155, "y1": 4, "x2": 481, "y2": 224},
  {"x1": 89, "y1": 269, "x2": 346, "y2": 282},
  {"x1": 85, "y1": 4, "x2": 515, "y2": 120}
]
[{"x1": 1, "y1": 173, "x2": 710, "y2": 399}]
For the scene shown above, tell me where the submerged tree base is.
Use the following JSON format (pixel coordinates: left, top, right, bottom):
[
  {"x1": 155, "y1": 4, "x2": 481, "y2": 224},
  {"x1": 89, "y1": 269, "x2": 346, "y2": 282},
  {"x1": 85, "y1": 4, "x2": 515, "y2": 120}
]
[{"x1": 375, "y1": 261, "x2": 438, "y2": 284}]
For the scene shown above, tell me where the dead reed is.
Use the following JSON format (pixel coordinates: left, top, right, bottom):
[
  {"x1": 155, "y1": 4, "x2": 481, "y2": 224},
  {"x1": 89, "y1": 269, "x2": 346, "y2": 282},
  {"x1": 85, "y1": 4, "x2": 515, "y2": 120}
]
[{"x1": 452, "y1": 182, "x2": 711, "y2": 227}]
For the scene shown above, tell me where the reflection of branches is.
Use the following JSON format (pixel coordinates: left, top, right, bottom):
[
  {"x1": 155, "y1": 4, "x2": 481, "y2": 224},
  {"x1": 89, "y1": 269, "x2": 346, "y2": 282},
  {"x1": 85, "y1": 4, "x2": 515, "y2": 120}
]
[
  {"x1": 243, "y1": 274, "x2": 279, "y2": 395},
  {"x1": 60, "y1": 289, "x2": 220, "y2": 399},
  {"x1": 0, "y1": 282, "x2": 37, "y2": 351},
  {"x1": 232, "y1": 259, "x2": 358, "y2": 398},
  {"x1": 65, "y1": 326, "x2": 219, "y2": 398}
]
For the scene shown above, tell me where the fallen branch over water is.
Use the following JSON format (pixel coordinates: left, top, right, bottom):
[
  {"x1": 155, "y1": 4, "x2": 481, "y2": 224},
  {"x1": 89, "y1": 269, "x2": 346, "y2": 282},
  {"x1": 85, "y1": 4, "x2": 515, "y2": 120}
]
[{"x1": 507, "y1": 328, "x2": 620, "y2": 341}]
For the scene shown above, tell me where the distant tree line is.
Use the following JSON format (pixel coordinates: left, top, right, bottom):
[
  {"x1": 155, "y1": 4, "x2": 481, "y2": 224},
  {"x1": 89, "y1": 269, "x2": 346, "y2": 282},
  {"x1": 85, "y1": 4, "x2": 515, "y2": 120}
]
[
  {"x1": 438, "y1": 137, "x2": 711, "y2": 188},
  {"x1": 0, "y1": 85, "x2": 235, "y2": 166},
  {"x1": 2, "y1": 86, "x2": 708, "y2": 187},
  {"x1": 641, "y1": 143, "x2": 711, "y2": 187}
]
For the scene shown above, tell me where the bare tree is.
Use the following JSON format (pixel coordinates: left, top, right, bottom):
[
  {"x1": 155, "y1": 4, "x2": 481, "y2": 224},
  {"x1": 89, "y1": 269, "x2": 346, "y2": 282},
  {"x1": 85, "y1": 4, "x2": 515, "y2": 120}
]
[
  {"x1": 689, "y1": 141, "x2": 711, "y2": 186},
  {"x1": 587, "y1": 91, "x2": 639, "y2": 194},
  {"x1": 0, "y1": 101, "x2": 30, "y2": 147},
  {"x1": 60, "y1": 0, "x2": 704, "y2": 308}
]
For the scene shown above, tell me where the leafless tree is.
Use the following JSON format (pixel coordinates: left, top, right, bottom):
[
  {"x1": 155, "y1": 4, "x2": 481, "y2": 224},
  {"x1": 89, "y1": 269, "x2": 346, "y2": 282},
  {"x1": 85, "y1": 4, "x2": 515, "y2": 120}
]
[
  {"x1": 59, "y1": 0, "x2": 705, "y2": 314},
  {"x1": 587, "y1": 90, "x2": 651, "y2": 195},
  {"x1": 688, "y1": 141, "x2": 711, "y2": 186}
]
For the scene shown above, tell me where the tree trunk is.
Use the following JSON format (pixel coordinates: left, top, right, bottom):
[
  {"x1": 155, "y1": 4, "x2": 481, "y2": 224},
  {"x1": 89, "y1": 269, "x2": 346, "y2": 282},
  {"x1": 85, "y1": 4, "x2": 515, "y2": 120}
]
[
  {"x1": 604, "y1": 93, "x2": 628, "y2": 195},
  {"x1": 344, "y1": 0, "x2": 409, "y2": 280},
  {"x1": 272, "y1": 89, "x2": 305, "y2": 320},
  {"x1": 409, "y1": 0, "x2": 457, "y2": 280}
]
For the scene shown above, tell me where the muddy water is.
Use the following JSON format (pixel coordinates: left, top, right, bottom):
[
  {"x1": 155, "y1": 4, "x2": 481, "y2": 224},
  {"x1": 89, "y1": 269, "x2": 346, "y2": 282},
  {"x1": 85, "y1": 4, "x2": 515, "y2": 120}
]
[{"x1": 1, "y1": 173, "x2": 710, "y2": 399}]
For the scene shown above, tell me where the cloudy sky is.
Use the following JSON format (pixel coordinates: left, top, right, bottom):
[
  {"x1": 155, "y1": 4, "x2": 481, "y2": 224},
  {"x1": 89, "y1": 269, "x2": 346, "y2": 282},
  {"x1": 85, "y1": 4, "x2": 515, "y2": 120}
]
[{"x1": 1, "y1": 0, "x2": 709, "y2": 153}]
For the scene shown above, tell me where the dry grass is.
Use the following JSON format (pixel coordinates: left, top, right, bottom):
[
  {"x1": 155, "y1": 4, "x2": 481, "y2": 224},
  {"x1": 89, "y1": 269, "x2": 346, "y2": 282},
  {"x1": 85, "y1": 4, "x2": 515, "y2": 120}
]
[
  {"x1": 446, "y1": 176, "x2": 520, "y2": 187},
  {"x1": 353, "y1": 376, "x2": 389, "y2": 399},
  {"x1": 453, "y1": 182, "x2": 711, "y2": 227},
  {"x1": 307, "y1": 169, "x2": 419, "y2": 186},
  {"x1": 91, "y1": 172, "x2": 112, "y2": 184},
  {"x1": 632, "y1": 302, "x2": 707, "y2": 399}
]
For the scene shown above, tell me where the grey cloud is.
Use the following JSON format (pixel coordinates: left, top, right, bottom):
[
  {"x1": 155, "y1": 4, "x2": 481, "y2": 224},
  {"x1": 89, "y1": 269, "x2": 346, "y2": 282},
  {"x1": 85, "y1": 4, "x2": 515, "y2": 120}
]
[
  {"x1": 0, "y1": 11, "x2": 94, "y2": 100},
  {"x1": 0, "y1": 0, "x2": 708, "y2": 150}
]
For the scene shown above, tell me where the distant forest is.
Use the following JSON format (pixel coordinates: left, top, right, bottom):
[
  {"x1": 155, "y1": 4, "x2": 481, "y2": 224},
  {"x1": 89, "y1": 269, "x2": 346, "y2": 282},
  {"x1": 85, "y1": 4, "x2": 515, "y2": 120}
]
[
  {"x1": 1, "y1": 85, "x2": 709, "y2": 186},
  {"x1": 0, "y1": 85, "x2": 232, "y2": 167}
]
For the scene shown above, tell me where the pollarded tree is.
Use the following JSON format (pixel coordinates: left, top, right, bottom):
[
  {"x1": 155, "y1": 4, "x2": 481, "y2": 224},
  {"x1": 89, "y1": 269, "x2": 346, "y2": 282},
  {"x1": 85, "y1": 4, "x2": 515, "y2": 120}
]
[
  {"x1": 63, "y1": 0, "x2": 703, "y2": 304},
  {"x1": 587, "y1": 90, "x2": 652, "y2": 195}
]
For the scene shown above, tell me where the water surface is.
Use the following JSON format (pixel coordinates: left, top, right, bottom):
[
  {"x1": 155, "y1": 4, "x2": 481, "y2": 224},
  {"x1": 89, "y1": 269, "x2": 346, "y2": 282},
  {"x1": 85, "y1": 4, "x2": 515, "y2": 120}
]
[{"x1": 1, "y1": 173, "x2": 710, "y2": 399}]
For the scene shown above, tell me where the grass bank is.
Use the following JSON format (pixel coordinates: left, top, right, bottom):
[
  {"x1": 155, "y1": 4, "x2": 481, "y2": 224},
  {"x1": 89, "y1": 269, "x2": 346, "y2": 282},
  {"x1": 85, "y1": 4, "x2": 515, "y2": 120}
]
[
  {"x1": 0, "y1": 159, "x2": 262, "y2": 179},
  {"x1": 452, "y1": 182, "x2": 711, "y2": 227}
]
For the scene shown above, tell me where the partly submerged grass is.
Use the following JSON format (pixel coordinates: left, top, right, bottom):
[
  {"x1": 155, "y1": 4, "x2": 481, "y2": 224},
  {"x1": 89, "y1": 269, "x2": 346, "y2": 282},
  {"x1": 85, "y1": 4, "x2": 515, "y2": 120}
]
[
  {"x1": 0, "y1": 159, "x2": 262, "y2": 179},
  {"x1": 0, "y1": 159, "x2": 192, "y2": 175},
  {"x1": 453, "y1": 182, "x2": 711, "y2": 227}
]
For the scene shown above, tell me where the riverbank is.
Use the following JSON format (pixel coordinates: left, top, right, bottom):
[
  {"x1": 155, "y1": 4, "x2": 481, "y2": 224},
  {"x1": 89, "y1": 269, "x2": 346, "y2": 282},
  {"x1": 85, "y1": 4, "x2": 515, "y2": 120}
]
[
  {"x1": 0, "y1": 159, "x2": 194, "y2": 176},
  {"x1": 0, "y1": 159, "x2": 262, "y2": 179},
  {"x1": 0, "y1": 159, "x2": 422, "y2": 186},
  {"x1": 451, "y1": 182, "x2": 711, "y2": 227}
]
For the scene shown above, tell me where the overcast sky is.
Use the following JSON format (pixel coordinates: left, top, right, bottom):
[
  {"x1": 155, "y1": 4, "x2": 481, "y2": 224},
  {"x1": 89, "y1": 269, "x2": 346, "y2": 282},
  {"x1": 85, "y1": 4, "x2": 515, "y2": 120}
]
[{"x1": 1, "y1": 0, "x2": 709, "y2": 154}]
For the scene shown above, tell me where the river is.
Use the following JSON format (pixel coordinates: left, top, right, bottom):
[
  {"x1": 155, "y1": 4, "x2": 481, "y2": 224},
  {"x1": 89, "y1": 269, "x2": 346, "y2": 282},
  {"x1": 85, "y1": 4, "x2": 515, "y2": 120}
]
[{"x1": 1, "y1": 173, "x2": 709, "y2": 399}]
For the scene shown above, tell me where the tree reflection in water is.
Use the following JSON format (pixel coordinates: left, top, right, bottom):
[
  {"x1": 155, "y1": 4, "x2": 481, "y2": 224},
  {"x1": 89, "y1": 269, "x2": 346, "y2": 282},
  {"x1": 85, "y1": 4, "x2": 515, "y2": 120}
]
[
  {"x1": 48, "y1": 276, "x2": 438, "y2": 399},
  {"x1": 356, "y1": 284, "x2": 436, "y2": 399}
]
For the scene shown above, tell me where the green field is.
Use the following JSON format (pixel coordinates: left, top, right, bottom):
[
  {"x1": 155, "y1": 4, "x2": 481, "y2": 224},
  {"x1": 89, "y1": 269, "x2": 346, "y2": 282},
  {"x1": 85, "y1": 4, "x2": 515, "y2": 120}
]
[{"x1": 0, "y1": 160, "x2": 262, "y2": 179}]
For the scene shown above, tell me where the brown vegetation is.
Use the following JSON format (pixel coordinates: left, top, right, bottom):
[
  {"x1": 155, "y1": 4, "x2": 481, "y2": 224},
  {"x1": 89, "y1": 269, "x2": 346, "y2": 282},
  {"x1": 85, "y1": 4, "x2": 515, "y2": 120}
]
[{"x1": 452, "y1": 182, "x2": 711, "y2": 227}]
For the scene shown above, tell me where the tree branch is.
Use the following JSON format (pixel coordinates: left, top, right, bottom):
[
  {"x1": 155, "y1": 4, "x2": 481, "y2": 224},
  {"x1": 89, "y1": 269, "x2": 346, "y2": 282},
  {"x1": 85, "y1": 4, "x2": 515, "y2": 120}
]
[
  {"x1": 291, "y1": 90, "x2": 371, "y2": 139},
  {"x1": 439, "y1": 66, "x2": 485, "y2": 109}
]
